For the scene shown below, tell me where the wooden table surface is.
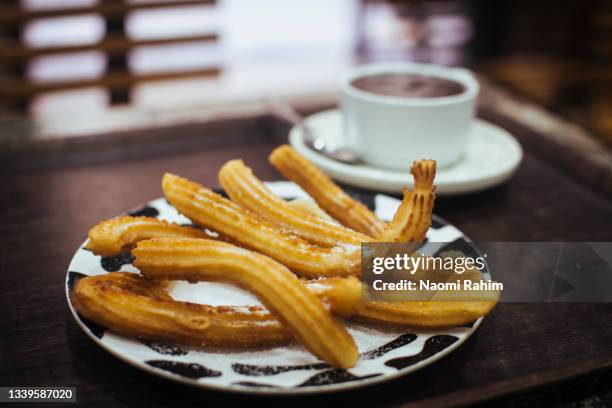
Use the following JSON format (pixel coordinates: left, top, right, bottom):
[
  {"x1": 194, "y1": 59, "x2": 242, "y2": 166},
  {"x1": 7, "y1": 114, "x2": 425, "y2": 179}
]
[{"x1": 2, "y1": 108, "x2": 612, "y2": 407}]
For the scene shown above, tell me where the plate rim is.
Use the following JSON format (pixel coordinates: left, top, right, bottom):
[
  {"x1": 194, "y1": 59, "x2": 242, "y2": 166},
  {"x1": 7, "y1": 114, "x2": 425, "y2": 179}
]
[{"x1": 65, "y1": 183, "x2": 486, "y2": 396}]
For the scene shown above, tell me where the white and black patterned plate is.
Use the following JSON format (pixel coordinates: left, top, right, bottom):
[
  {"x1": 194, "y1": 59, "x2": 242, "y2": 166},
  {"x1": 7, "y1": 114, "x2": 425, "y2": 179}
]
[{"x1": 66, "y1": 182, "x2": 489, "y2": 395}]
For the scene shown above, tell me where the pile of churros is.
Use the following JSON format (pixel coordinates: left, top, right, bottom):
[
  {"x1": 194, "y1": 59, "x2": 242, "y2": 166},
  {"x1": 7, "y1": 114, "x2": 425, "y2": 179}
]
[{"x1": 72, "y1": 145, "x2": 499, "y2": 369}]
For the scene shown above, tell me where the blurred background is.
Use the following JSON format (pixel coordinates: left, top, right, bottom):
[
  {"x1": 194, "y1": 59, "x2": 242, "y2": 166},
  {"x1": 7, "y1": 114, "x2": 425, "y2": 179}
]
[{"x1": 1, "y1": 0, "x2": 611, "y2": 143}]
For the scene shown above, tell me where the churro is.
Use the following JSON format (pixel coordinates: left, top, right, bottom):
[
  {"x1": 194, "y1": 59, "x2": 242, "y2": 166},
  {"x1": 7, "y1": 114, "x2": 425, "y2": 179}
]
[
  {"x1": 288, "y1": 197, "x2": 335, "y2": 222},
  {"x1": 85, "y1": 215, "x2": 362, "y2": 316},
  {"x1": 72, "y1": 272, "x2": 291, "y2": 347},
  {"x1": 353, "y1": 160, "x2": 494, "y2": 326},
  {"x1": 357, "y1": 297, "x2": 499, "y2": 328},
  {"x1": 219, "y1": 159, "x2": 370, "y2": 247},
  {"x1": 72, "y1": 272, "x2": 363, "y2": 347},
  {"x1": 358, "y1": 255, "x2": 500, "y2": 327},
  {"x1": 162, "y1": 173, "x2": 359, "y2": 278},
  {"x1": 73, "y1": 145, "x2": 500, "y2": 368},
  {"x1": 304, "y1": 276, "x2": 363, "y2": 317},
  {"x1": 264, "y1": 154, "x2": 494, "y2": 327},
  {"x1": 377, "y1": 160, "x2": 436, "y2": 243},
  {"x1": 270, "y1": 145, "x2": 385, "y2": 238},
  {"x1": 133, "y1": 238, "x2": 359, "y2": 368},
  {"x1": 87, "y1": 216, "x2": 208, "y2": 256}
]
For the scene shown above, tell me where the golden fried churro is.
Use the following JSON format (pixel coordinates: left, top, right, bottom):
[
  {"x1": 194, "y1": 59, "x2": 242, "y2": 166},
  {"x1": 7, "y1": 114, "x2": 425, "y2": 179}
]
[
  {"x1": 269, "y1": 145, "x2": 386, "y2": 238},
  {"x1": 160, "y1": 276, "x2": 362, "y2": 317},
  {"x1": 87, "y1": 216, "x2": 208, "y2": 256},
  {"x1": 86, "y1": 214, "x2": 362, "y2": 316},
  {"x1": 288, "y1": 198, "x2": 335, "y2": 221},
  {"x1": 133, "y1": 238, "x2": 359, "y2": 368},
  {"x1": 73, "y1": 273, "x2": 363, "y2": 347},
  {"x1": 305, "y1": 276, "x2": 363, "y2": 317},
  {"x1": 357, "y1": 296, "x2": 499, "y2": 328},
  {"x1": 72, "y1": 272, "x2": 291, "y2": 347},
  {"x1": 219, "y1": 159, "x2": 371, "y2": 247},
  {"x1": 348, "y1": 160, "x2": 497, "y2": 326},
  {"x1": 377, "y1": 160, "x2": 436, "y2": 243},
  {"x1": 162, "y1": 173, "x2": 359, "y2": 277},
  {"x1": 357, "y1": 252, "x2": 499, "y2": 327}
]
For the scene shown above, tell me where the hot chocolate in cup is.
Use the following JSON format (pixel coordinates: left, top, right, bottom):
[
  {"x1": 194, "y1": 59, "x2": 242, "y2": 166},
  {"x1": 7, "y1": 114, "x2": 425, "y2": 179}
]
[{"x1": 340, "y1": 62, "x2": 479, "y2": 169}]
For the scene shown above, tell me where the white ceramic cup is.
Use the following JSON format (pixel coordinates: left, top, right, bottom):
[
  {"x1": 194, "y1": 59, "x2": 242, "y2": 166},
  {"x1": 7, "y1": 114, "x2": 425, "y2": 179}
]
[{"x1": 340, "y1": 62, "x2": 479, "y2": 169}]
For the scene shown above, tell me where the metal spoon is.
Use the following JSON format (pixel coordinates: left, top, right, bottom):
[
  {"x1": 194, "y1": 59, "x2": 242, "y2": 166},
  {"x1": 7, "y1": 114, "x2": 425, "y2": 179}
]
[{"x1": 265, "y1": 98, "x2": 363, "y2": 164}]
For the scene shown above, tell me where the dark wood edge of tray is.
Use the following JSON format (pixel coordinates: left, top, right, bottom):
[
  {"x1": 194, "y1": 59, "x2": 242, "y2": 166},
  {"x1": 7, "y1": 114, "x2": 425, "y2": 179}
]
[
  {"x1": 0, "y1": 100, "x2": 334, "y2": 173},
  {"x1": 2, "y1": 80, "x2": 612, "y2": 200},
  {"x1": 477, "y1": 77, "x2": 612, "y2": 199},
  {"x1": 410, "y1": 354, "x2": 612, "y2": 408}
]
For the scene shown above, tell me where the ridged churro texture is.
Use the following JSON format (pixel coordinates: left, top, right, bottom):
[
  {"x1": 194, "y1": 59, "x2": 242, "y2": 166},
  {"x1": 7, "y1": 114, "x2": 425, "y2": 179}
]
[
  {"x1": 357, "y1": 297, "x2": 499, "y2": 328},
  {"x1": 72, "y1": 272, "x2": 291, "y2": 346},
  {"x1": 162, "y1": 173, "x2": 359, "y2": 277},
  {"x1": 357, "y1": 159, "x2": 497, "y2": 326},
  {"x1": 219, "y1": 159, "x2": 371, "y2": 247},
  {"x1": 86, "y1": 213, "x2": 362, "y2": 317},
  {"x1": 288, "y1": 198, "x2": 335, "y2": 222},
  {"x1": 269, "y1": 145, "x2": 386, "y2": 238},
  {"x1": 133, "y1": 238, "x2": 359, "y2": 368},
  {"x1": 377, "y1": 160, "x2": 436, "y2": 243},
  {"x1": 72, "y1": 273, "x2": 363, "y2": 347},
  {"x1": 87, "y1": 216, "x2": 208, "y2": 256}
]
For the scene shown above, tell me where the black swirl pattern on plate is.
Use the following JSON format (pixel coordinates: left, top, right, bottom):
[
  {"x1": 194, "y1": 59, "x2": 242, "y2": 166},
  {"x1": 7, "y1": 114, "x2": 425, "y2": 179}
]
[
  {"x1": 346, "y1": 188, "x2": 376, "y2": 211},
  {"x1": 100, "y1": 252, "x2": 135, "y2": 272},
  {"x1": 430, "y1": 216, "x2": 445, "y2": 229},
  {"x1": 298, "y1": 369, "x2": 381, "y2": 387},
  {"x1": 385, "y1": 335, "x2": 459, "y2": 370},
  {"x1": 361, "y1": 333, "x2": 418, "y2": 360},
  {"x1": 67, "y1": 271, "x2": 87, "y2": 299},
  {"x1": 67, "y1": 271, "x2": 106, "y2": 339},
  {"x1": 233, "y1": 382, "x2": 279, "y2": 388},
  {"x1": 232, "y1": 333, "x2": 419, "y2": 378},
  {"x1": 433, "y1": 237, "x2": 490, "y2": 277},
  {"x1": 127, "y1": 205, "x2": 159, "y2": 218},
  {"x1": 417, "y1": 237, "x2": 429, "y2": 250},
  {"x1": 146, "y1": 360, "x2": 222, "y2": 379},
  {"x1": 141, "y1": 340, "x2": 188, "y2": 356},
  {"x1": 434, "y1": 238, "x2": 480, "y2": 260},
  {"x1": 232, "y1": 362, "x2": 329, "y2": 377},
  {"x1": 228, "y1": 333, "x2": 445, "y2": 383}
]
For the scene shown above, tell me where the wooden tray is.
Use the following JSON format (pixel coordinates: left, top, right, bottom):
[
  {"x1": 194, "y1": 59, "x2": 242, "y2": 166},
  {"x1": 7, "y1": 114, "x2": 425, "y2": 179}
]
[{"x1": 2, "y1": 81, "x2": 612, "y2": 407}]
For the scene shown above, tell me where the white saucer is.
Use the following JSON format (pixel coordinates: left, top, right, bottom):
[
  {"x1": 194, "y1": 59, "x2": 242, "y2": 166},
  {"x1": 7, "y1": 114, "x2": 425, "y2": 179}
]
[{"x1": 289, "y1": 109, "x2": 523, "y2": 195}]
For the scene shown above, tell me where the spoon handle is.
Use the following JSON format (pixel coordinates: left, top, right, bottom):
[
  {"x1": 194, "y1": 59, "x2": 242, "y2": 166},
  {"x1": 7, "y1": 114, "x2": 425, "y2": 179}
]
[{"x1": 265, "y1": 98, "x2": 316, "y2": 144}]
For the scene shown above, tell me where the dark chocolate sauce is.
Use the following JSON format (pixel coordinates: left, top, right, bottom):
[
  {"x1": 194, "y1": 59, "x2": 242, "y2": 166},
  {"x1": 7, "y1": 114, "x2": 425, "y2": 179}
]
[{"x1": 351, "y1": 73, "x2": 465, "y2": 98}]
